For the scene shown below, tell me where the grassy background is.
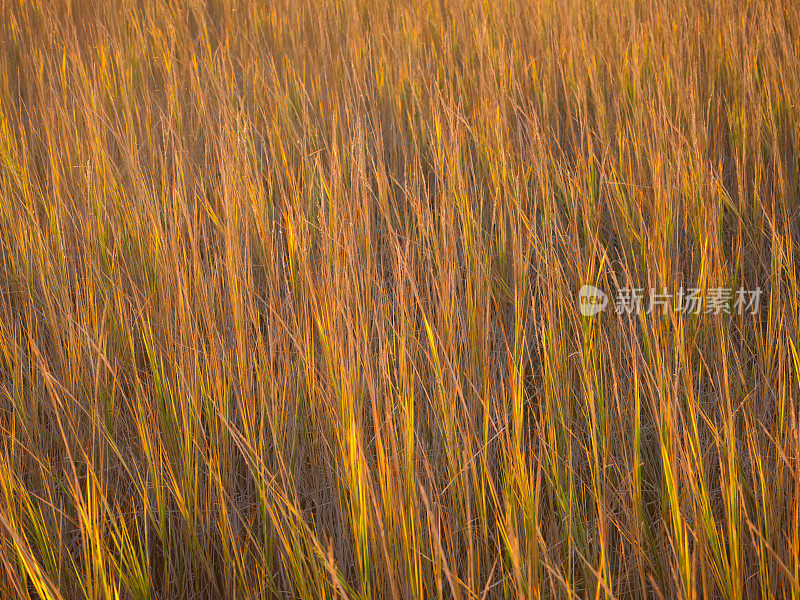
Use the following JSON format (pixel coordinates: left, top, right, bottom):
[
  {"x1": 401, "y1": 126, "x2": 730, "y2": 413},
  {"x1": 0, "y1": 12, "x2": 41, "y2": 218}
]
[{"x1": 0, "y1": 0, "x2": 798, "y2": 597}]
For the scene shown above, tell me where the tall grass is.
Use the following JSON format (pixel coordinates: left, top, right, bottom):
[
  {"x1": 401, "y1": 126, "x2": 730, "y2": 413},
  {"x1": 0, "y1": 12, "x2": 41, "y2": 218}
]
[{"x1": 0, "y1": 0, "x2": 798, "y2": 597}]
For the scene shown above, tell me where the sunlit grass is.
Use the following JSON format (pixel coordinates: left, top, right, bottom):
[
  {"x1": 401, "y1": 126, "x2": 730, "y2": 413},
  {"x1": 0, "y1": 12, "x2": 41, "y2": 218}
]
[{"x1": 0, "y1": 0, "x2": 799, "y2": 597}]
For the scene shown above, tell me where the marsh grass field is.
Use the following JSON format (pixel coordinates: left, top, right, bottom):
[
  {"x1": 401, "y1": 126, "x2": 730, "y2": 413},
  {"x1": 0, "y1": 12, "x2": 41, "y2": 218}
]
[{"x1": 0, "y1": 0, "x2": 799, "y2": 598}]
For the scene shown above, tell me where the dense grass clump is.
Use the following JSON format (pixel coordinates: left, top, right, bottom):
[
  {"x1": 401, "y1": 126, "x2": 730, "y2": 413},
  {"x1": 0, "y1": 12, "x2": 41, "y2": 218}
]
[{"x1": 0, "y1": 0, "x2": 799, "y2": 598}]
